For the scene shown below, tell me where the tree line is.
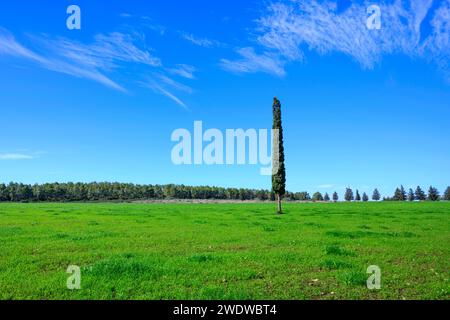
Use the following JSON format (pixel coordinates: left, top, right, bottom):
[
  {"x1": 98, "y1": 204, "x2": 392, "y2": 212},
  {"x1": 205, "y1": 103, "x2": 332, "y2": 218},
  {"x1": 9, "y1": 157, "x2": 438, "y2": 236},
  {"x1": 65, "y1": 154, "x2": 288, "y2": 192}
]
[
  {"x1": 340, "y1": 186, "x2": 448, "y2": 202},
  {"x1": 0, "y1": 182, "x2": 285, "y2": 202},
  {"x1": 0, "y1": 182, "x2": 448, "y2": 203}
]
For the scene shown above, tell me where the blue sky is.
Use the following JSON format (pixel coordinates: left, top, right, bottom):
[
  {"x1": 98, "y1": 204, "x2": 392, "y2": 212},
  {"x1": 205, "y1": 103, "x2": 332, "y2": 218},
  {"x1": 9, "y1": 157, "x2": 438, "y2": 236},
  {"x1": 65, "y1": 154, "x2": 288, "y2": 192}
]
[{"x1": 0, "y1": 0, "x2": 449, "y2": 197}]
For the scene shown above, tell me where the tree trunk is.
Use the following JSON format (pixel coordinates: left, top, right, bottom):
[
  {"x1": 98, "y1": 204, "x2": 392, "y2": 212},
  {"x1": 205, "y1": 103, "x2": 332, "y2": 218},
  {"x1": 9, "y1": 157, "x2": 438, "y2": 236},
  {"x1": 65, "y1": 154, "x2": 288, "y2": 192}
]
[{"x1": 277, "y1": 194, "x2": 282, "y2": 214}]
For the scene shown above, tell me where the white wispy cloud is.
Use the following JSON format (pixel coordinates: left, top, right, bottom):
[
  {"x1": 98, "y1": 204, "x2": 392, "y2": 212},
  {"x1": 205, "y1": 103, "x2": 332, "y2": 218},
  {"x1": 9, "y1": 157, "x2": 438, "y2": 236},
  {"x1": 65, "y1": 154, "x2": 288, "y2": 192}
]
[
  {"x1": 140, "y1": 73, "x2": 192, "y2": 110},
  {"x1": 31, "y1": 31, "x2": 162, "y2": 74},
  {"x1": 0, "y1": 27, "x2": 196, "y2": 107},
  {"x1": 420, "y1": 1, "x2": 450, "y2": 83},
  {"x1": 221, "y1": 0, "x2": 450, "y2": 81},
  {"x1": 220, "y1": 47, "x2": 286, "y2": 77},
  {"x1": 180, "y1": 32, "x2": 223, "y2": 48},
  {"x1": 157, "y1": 74, "x2": 193, "y2": 94},
  {"x1": 168, "y1": 64, "x2": 197, "y2": 79},
  {"x1": 93, "y1": 32, "x2": 162, "y2": 67},
  {"x1": 256, "y1": 0, "x2": 435, "y2": 69},
  {"x1": 0, "y1": 153, "x2": 35, "y2": 160},
  {"x1": 0, "y1": 28, "x2": 140, "y2": 91},
  {"x1": 0, "y1": 27, "x2": 48, "y2": 64},
  {"x1": 155, "y1": 85, "x2": 188, "y2": 109},
  {"x1": 145, "y1": 82, "x2": 188, "y2": 110}
]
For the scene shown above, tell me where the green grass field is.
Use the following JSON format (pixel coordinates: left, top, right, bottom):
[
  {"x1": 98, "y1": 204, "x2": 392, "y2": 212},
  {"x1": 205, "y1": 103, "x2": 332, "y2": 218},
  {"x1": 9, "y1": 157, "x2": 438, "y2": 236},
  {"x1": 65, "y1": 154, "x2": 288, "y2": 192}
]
[{"x1": 0, "y1": 202, "x2": 448, "y2": 300}]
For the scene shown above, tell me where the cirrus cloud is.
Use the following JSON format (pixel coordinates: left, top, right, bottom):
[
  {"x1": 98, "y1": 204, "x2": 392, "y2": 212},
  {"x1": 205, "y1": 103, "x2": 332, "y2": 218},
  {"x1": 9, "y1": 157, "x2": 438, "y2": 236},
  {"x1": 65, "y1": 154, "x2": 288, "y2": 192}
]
[
  {"x1": 0, "y1": 153, "x2": 35, "y2": 160},
  {"x1": 221, "y1": 0, "x2": 450, "y2": 82},
  {"x1": 0, "y1": 26, "x2": 195, "y2": 107}
]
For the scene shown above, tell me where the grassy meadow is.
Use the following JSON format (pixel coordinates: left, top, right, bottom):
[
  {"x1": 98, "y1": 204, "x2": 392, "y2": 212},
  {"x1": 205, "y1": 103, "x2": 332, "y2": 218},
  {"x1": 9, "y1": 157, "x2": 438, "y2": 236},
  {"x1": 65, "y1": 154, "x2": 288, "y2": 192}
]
[{"x1": 0, "y1": 202, "x2": 448, "y2": 300}]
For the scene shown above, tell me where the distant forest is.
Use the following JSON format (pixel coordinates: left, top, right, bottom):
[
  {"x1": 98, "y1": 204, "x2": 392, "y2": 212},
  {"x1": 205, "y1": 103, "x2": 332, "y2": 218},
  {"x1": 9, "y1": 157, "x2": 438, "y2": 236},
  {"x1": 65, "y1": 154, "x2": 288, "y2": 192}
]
[{"x1": 0, "y1": 182, "x2": 449, "y2": 202}]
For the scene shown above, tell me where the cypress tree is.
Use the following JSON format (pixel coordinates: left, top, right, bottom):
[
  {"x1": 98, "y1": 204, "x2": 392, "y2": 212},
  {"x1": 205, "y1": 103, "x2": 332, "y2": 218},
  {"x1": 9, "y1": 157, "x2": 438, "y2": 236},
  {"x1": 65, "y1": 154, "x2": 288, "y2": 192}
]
[
  {"x1": 324, "y1": 193, "x2": 330, "y2": 202},
  {"x1": 400, "y1": 185, "x2": 407, "y2": 200},
  {"x1": 393, "y1": 185, "x2": 407, "y2": 201},
  {"x1": 415, "y1": 186, "x2": 426, "y2": 201},
  {"x1": 0, "y1": 183, "x2": 6, "y2": 201},
  {"x1": 362, "y1": 192, "x2": 369, "y2": 202},
  {"x1": 408, "y1": 188, "x2": 415, "y2": 201},
  {"x1": 355, "y1": 190, "x2": 361, "y2": 201},
  {"x1": 271, "y1": 97, "x2": 286, "y2": 214},
  {"x1": 344, "y1": 188, "x2": 354, "y2": 201},
  {"x1": 444, "y1": 187, "x2": 450, "y2": 201},
  {"x1": 332, "y1": 191, "x2": 339, "y2": 202},
  {"x1": 372, "y1": 188, "x2": 381, "y2": 201},
  {"x1": 427, "y1": 186, "x2": 440, "y2": 201},
  {"x1": 393, "y1": 188, "x2": 401, "y2": 201}
]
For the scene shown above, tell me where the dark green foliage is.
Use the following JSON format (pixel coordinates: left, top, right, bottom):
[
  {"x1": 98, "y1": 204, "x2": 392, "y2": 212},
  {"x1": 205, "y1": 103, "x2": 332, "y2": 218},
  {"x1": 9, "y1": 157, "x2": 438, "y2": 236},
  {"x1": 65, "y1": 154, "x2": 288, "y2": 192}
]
[
  {"x1": 428, "y1": 186, "x2": 440, "y2": 201},
  {"x1": 344, "y1": 188, "x2": 354, "y2": 202},
  {"x1": 408, "y1": 188, "x2": 415, "y2": 201},
  {"x1": 444, "y1": 187, "x2": 450, "y2": 201},
  {"x1": 362, "y1": 192, "x2": 369, "y2": 202},
  {"x1": 355, "y1": 190, "x2": 361, "y2": 201},
  {"x1": 393, "y1": 185, "x2": 407, "y2": 201},
  {"x1": 324, "y1": 193, "x2": 330, "y2": 202},
  {"x1": 295, "y1": 192, "x2": 310, "y2": 201},
  {"x1": 269, "y1": 192, "x2": 276, "y2": 201},
  {"x1": 0, "y1": 182, "x2": 273, "y2": 202},
  {"x1": 0, "y1": 182, "x2": 323, "y2": 203},
  {"x1": 415, "y1": 186, "x2": 426, "y2": 201},
  {"x1": 325, "y1": 245, "x2": 355, "y2": 257},
  {"x1": 0, "y1": 183, "x2": 8, "y2": 201},
  {"x1": 332, "y1": 191, "x2": 339, "y2": 202},
  {"x1": 0, "y1": 182, "x2": 443, "y2": 204},
  {"x1": 283, "y1": 192, "x2": 294, "y2": 200},
  {"x1": 255, "y1": 190, "x2": 269, "y2": 201},
  {"x1": 372, "y1": 188, "x2": 381, "y2": 201},
  {"x1": 337, "y1": 270, "x2": 367, "y2": 286},
  {"x1": 271, "y1": 97, "x2": 286, "y2": 213},
  {"x1": 312, "y1": 192, "x2": 324, "y2": 202}
]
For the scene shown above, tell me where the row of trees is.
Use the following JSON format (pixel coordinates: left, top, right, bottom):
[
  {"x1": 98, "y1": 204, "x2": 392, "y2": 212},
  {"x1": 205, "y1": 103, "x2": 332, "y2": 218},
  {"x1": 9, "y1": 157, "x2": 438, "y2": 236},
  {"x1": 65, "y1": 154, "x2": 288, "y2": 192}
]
[
  {"x1": 0, "y1": 182, "x2": 274, "y2": 202},
  {"x1": 282, "y1": 186, "x2": 448, "y2": 203},
  {"x1": 388, "y1": 185, "x2": 442, "y2": 201},
  {"x1": 339, "y1": 186, "x2": 448, "y2": 202},
  {"x1": 0, "y1": 182, "x2": 448, "y2": 203},
  {"x1": 310, "y1": 189, "x2": 375, "y2": 202}
]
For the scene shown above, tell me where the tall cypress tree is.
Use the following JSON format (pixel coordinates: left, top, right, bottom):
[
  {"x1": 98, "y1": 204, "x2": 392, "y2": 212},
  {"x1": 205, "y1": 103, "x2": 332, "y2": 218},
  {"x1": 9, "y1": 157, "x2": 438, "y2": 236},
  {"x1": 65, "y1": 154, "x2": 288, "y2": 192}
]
[{"x1": 272, "y1": 97, "x2": 286, "y2": 214}]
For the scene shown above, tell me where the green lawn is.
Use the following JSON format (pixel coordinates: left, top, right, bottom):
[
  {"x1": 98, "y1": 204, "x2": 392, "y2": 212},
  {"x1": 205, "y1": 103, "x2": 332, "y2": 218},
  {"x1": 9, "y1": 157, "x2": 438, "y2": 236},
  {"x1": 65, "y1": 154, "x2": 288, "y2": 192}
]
[{"x1": 0, "y1": 202, "x2": 448, "y2": 300}]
